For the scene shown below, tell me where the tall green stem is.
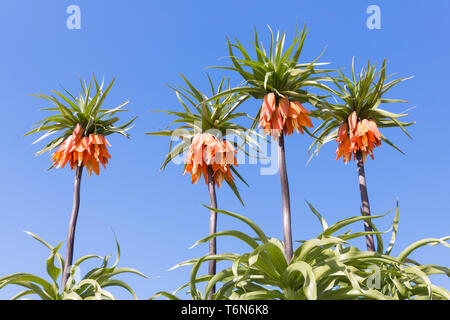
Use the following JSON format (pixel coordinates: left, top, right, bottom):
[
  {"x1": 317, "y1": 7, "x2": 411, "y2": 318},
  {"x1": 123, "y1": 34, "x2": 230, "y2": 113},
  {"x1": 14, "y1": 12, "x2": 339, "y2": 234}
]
[
  {"x1": 62, "y1": 165, "x2": 83, "y2": 289},
  {"x1": 355, "y1": 151, "x2": 376, "y2": 251},
  {"x1": 206, "y1": 165, "x2": 218, "y2": 298},
  {"x1": 277, "y1": 133, "x2": 293, "y2": 262}
]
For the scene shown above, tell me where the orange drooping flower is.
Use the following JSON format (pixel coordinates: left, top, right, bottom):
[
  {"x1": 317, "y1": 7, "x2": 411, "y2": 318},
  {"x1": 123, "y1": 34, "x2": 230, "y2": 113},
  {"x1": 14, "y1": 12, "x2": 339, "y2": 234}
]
[
  {"x1": 258, "y1": 93, "x2": 313, "y2": 136},
  {"x1": 51, "y1": 124, "x2": 112, "y2": 176},
  {"x1": 336, "y1": 111, "x2": 382, "y2": 163},
  {"x1": 184, "y1": 133, "x2": 237, "y2": 187},
  {"x1": 336, "y1": 122, "x2": 352, "y2": 163}
]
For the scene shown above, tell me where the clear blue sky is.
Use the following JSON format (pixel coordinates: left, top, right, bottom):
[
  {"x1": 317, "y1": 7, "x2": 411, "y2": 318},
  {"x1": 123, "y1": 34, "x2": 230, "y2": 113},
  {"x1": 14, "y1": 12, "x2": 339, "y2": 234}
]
[{"x1": 0, "y1": 0, "x2": 448, "y2": 299}]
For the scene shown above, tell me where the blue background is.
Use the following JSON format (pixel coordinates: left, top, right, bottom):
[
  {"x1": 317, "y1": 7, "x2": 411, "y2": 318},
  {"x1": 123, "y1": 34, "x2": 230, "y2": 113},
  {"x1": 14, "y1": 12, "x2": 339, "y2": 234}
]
[{"x1": 0, "y1": 0, "x2": 448, "y2": 299}]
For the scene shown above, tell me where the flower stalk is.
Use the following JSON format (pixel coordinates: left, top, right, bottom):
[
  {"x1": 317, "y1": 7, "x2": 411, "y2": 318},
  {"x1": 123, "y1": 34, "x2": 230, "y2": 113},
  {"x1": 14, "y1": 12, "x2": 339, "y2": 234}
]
[
  {"x1": 355, "y1": 151, "x2": 376, "y2": 251},
  {"x1": 311, "y1": 60, "x2": 414, "y2": 253},
  {"x1": 206, "y1": 165, "x2": 218, "y2": 298},
  {"x1": 277, "y1": 133, "x2": 293, "y2": 262},
  {"x1": 25, "y1": 76, "x2": 135, "y2": 289},
  {"x1": 148, "y1": 76, "x2": 252, "y2": 299},
  {"x1": 62, "y1": 164, "x2": 83, "y2": 288},
  {"x1": 207, "y1": 27, "x2": 328, "y2": 262}
]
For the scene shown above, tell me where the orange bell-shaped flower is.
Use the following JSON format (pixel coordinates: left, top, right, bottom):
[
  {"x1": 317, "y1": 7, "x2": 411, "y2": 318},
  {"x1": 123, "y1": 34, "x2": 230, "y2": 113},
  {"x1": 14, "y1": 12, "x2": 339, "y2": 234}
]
[
  {"x1": 51, "y1": 124, "x2": 112, "y2": 176},
  {"x1": 336, "y1": 111, "x2": 382, "y2": 163},
  {"x1": 258, "y1": 93, "x2": 313, "y2": 136},
  {"x1": 184, "y1": 133, "x2": 237, "y2": 187}
]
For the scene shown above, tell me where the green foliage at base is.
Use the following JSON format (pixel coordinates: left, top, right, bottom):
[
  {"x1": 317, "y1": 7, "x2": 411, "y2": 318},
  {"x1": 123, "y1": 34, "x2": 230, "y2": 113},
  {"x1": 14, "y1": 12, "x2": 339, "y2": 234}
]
[
  {"x1": 153, "y1": 202, "x2": 449, "y2": 300},
  {"x1": 0, "y1": 232, "x2": 146, "y2": 300}
]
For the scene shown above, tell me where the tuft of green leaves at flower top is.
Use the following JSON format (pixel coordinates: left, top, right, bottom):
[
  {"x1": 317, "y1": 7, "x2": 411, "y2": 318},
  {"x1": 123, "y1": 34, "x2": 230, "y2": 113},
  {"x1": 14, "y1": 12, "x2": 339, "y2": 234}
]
[
  {"x1": 309, "y1": 59, "x2": 415, "y2": 162},
  {"x1": 207, "y1": 25, "x2": 333, "y2": 134},
  {"x1": 147, "y1": 75, "x2": 261, "y2": 205},
  {"x1": 24, "y1": 75, "x2": 136, "y2": 171}
]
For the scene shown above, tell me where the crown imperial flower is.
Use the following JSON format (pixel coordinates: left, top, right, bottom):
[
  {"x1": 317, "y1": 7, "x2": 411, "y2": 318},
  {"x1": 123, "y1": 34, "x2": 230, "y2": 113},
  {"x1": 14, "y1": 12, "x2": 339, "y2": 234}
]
[
  {"x1": 51, "y1": 124, "x2": 112, "y2": 176},
  {"x1": 336, "y1": 111, "x2": 382, "y2": 163},
  {"x1": 184, "y1": 133, "x2": 237, "y2": 187},
  {"x1": 258, "y1": 93, "x2": 313, "y2": 136}
]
